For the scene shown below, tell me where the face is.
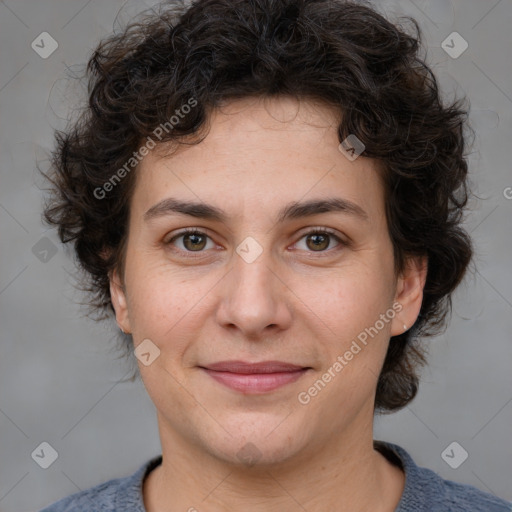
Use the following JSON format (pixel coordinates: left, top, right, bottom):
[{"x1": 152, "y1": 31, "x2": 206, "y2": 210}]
[{"x1": 110, "y1": 96, "x2": 426, "y2": 468}]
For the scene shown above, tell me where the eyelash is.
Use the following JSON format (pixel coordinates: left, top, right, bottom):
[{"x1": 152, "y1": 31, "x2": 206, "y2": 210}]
[{"x1": 165, "y1": 227, "x2": 347, "y2": 257}]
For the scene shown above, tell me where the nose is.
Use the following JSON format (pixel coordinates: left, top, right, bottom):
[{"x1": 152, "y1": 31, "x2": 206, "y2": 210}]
[{"x1": 214, "y1": 246, "x2": 293, "y2": 340}]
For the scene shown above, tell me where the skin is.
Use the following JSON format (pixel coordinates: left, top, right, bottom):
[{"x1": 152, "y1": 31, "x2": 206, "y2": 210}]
[{"x1": 110, "y1": 96, "x2": 427, "y2": 512}]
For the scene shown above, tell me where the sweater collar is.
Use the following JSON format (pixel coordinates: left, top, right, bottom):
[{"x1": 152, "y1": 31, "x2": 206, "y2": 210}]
[{"x1": 374, "y1": 440, "x2": 441, "y2": 511}]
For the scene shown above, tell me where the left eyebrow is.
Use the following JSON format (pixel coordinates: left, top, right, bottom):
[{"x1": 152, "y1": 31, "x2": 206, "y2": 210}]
[
  {"x1": 277, "y1": 197, "x2": 369, "y2": 223},
  {"x1": 143, "y1": 197, "x2": 369, "y2": 223}
]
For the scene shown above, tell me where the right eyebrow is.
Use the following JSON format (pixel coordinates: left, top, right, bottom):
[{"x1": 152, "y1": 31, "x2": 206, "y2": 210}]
[{"x1": 144, "y1": 198, "x2": 226, "y2": 222}]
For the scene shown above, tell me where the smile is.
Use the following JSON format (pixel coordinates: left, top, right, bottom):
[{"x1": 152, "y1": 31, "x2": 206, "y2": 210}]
[{"x1": 200, "y1": 361, "x2": 311, "y2": 393}]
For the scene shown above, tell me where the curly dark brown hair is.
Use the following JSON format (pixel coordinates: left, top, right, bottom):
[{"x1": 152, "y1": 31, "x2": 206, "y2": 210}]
[{"x1": 42, "y1": 0, "x2": 474, "y2": 412}]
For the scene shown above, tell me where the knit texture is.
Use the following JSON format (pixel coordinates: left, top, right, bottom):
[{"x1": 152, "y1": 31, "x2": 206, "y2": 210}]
[{"x1": 39, "y1": 441, "x2": 511, "y2": 511}]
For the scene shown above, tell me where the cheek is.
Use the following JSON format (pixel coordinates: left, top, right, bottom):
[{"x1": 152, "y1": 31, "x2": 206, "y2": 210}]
[
  {"x1": 300, "y1": 265, "x2": 393, "y2": 332},
  {"x1": 123, "y1": 257, "x2": 216, "y2": 349},
  {"x1": 293, "y1": 263, "x2": 396, "y2": 388}
]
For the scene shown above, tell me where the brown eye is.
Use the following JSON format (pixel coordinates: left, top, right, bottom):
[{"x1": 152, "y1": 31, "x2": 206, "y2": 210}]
[
  {"x1": 305, "y1": 233, "x2": 330, "y2": 251},
  {"x1": 295, "y1": 228, "x2": 344, "y2": 253},
  {"x1": 167, "y1": 230, "x2": 213, "y2": 252},
  {"x1": 182, "y1": 232, "x2": 207, "y2": 251}
]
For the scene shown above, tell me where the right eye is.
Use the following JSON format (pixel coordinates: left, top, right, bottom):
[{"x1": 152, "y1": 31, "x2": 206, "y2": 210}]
[{"x1": 165, "y1": 229, "x2": 216, "y2": 254}]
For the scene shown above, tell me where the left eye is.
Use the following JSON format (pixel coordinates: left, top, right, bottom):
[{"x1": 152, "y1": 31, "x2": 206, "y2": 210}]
[{"x1": 294, "y1": 229, "x2": 343, "y2": 252}]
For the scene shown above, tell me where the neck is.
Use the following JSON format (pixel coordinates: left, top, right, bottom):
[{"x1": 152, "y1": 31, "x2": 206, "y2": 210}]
[{"x1": 143, "y1": 413, "x2": 405, "y2": 512}]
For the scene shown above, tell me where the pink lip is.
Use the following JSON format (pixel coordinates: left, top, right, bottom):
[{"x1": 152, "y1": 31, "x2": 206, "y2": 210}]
[{"x1": 200, "y1": 360, "x2": 310, "y2": 393}]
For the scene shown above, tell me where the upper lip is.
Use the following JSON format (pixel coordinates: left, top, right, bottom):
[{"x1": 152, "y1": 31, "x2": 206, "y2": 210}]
[{"x1": 201, "y1": 360, "x2": 309, "y2": 374}]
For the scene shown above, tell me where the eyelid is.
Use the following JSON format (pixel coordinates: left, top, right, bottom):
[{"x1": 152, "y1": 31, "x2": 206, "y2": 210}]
[
  {"x1": 297, "y1": 226, "x2": 341, "y2": 238},
  {"x1": 164, "y1": 227, "x2": 212, "y2": 241}
]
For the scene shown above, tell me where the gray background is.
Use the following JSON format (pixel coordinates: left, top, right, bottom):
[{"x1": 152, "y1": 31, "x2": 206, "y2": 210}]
[{"x1": 1, "y1": 0, "x2": 511, "y2": 510}]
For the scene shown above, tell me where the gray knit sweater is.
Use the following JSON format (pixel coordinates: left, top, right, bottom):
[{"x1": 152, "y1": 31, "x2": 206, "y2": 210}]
[{"x1": 39, "y1": 441, "x2": 511, "y2": 511}]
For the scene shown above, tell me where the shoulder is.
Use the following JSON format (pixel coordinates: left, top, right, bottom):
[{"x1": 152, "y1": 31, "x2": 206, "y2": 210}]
[
  {"x1": 438, "y1": 478, "x2": 512, "y2": 512},
  {"x1": 39, "y1": 456, "x2": 162, "y2": 512},
  {"x1": 376, "y1": 441, "x2": 511, "y2": 512},
  {"x1": 39, "y1": 478, "x2": 120, "y2": 512}
]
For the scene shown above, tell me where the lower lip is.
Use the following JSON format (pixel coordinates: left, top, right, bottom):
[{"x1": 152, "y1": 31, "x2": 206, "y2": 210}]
[{"x1": 202, "y1": 368, "x2": 308, "y2": 393}]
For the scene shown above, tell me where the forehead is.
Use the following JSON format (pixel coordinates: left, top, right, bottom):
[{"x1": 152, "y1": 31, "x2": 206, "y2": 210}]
[{"x1": 131, "y1": 96, "x2": 386, "y2": 226}]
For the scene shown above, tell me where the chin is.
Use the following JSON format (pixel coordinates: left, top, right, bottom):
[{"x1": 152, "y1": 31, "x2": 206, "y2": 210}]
[{"x1": 197, "y1": 414, "x2": 311, "y2": 469}]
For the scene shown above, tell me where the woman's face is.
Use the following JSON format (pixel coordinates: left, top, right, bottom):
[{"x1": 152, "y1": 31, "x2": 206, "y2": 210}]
[{"x1": 110, "y1": 96, "x2": 425, "y2": 467}]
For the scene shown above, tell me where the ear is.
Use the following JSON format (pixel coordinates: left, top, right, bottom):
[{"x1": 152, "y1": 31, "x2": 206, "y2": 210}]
[
  {"x1": 390, "y1": 255, "x2": 428, "y2": 336},
  {"x1": 109, "y1": 267, "x2": 131, "y2": 334}
]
